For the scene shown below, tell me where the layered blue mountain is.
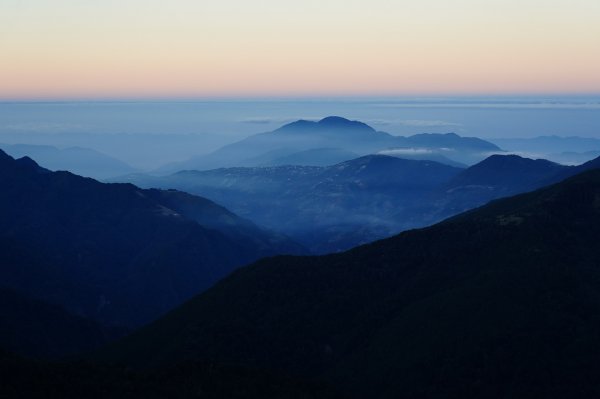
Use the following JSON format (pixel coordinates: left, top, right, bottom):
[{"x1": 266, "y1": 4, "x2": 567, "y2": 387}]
[
  {"x1": 433, "y1": 154, "x2": 600, "y2": 218},
  {"x1": 121, "y1": 153, "x2": 597, "y2": 253},
  {"x1": 449, "y1": 154, "x2": 567, "y2": 188},
  {"x1": 0, "y1": 150, "x2": 304, "y2": 331},
  {"x1": 157, "y1": 116, "x2": 500, "y2": 172},
  {"x1": 0, "y1": 131, "x2": 240, "y2": 171},
  {"x1": 0, "y1": 143, "x2": 137, "y2": 179},
  {"x1": 99, "y1": 167, "x2": 600, "y2": 398},
  {"x1": 121, "y1": 155, "x2": 464, "y2": 253},
  {"x1": 436, "y1": 155, "x2": 569, "y2": 214}
]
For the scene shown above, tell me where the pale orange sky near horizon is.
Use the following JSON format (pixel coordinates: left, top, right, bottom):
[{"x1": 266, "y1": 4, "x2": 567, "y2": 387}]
[{"x1": 1, "y1": 0, "x2": 599, "y2": 99}]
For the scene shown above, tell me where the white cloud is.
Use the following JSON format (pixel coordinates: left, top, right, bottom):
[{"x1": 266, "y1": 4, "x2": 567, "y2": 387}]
[
  {"x1": 378, "y1": 148, "x2": 435, "y2": 155},
  {"x1": 239, "y1": 117, "x2": 284, "y2": 124},
  {"x1": 363, "y1": 118, "x2": 462, "y2": 128}
]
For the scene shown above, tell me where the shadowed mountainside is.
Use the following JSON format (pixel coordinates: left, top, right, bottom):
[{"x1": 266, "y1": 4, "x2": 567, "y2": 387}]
[
  {"x1": 0, "y1": 150, "x2": 305, "y2": 331},
  {"x1": 0, "y1": 288, "x2": 116, "y2": 359},
  {"x1": 100, "y1": 168, "x2": 600, "y2": 398},
  {"x1": 0, "y1": 349, "x2": 343, "y2": 399}
]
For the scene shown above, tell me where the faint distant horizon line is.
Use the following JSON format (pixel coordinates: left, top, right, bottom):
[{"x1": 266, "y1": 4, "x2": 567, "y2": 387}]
[{"x1": 1, "y1": 92, "x2": 600, "y2": 104}]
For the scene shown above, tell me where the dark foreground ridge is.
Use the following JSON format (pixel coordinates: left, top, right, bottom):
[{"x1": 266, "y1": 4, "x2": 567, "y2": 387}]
[
  {"x1": 0, "y1": 350, "x2": 343, "y2": 399},
  {"x1": 99, "y1": 168, "x2": 600, "y2": 398}
]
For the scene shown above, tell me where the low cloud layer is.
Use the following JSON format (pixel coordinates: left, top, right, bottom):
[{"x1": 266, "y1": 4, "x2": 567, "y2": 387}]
[
  {"x1": 1, "y1": 122, "x2": 88, "y2": 133},
  {"x1": 379, "y1": 148, "x2": 436, "y2": 156},
  {"x1": 372, "y1": 102, "x2": 600, "y2": 110},
  {"x1": 397, "y1": 120, "x2": 463, "y2": 128}
]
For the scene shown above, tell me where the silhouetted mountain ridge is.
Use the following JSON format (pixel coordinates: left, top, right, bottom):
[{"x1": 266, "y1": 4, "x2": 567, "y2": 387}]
[
  {"x1": 0, "y1": 150, "x2": 304, "y2": 331},
  {"x1": 99, "y1": 167, "x2": 600, "y2": 398}
]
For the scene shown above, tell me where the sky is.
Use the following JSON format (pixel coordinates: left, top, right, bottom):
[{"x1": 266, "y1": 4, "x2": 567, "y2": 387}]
[{"x1": 1, "y1": 0, "x2": 600, "y2": 99}]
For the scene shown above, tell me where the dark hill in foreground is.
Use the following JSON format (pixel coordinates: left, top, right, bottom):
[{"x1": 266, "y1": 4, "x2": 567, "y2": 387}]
[
  {"x1": 0, "y1": 288, "x2": 115, "y2": 359},
  {"x1": 0, "y1": 350, "x2": 342, "y2": 399},
  {"x1": 101, "y1": 168, "x2": 600, "y2": 398}
]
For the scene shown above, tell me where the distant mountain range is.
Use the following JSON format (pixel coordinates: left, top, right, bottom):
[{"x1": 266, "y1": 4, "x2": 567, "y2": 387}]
[
  {"x1": 8, "y1": 121, "x2": 600, "y2": 182},
  {"x1": 118, "y1": 152, "x2": 600, "y2": 253},
  {"x1": 119, "y1": 155, "x2": 464, "y2": 252},
  {"x1": 0, "y1": 150, "x2": 304, "y2": 332},
  {"x1": 98, "y1": 166, "x2": 600, "y2": 398},
  {"x1": 0, "y1": 143, "x2": 137, "y2": 179},
  {"x1": 0, "y1": 131, "x2": 241, "y2": 171},
  {"x1": 157, "y1": 116, "x2": 500, "y2": 172},
  {"x1": 490, "y1": 136, "x2": 600, "y2": 165}
]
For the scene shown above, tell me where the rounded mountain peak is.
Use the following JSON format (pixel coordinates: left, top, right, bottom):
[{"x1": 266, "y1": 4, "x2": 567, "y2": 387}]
[{"x1": 318, "y1": 116, "x2": 375, "y2": 132}]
